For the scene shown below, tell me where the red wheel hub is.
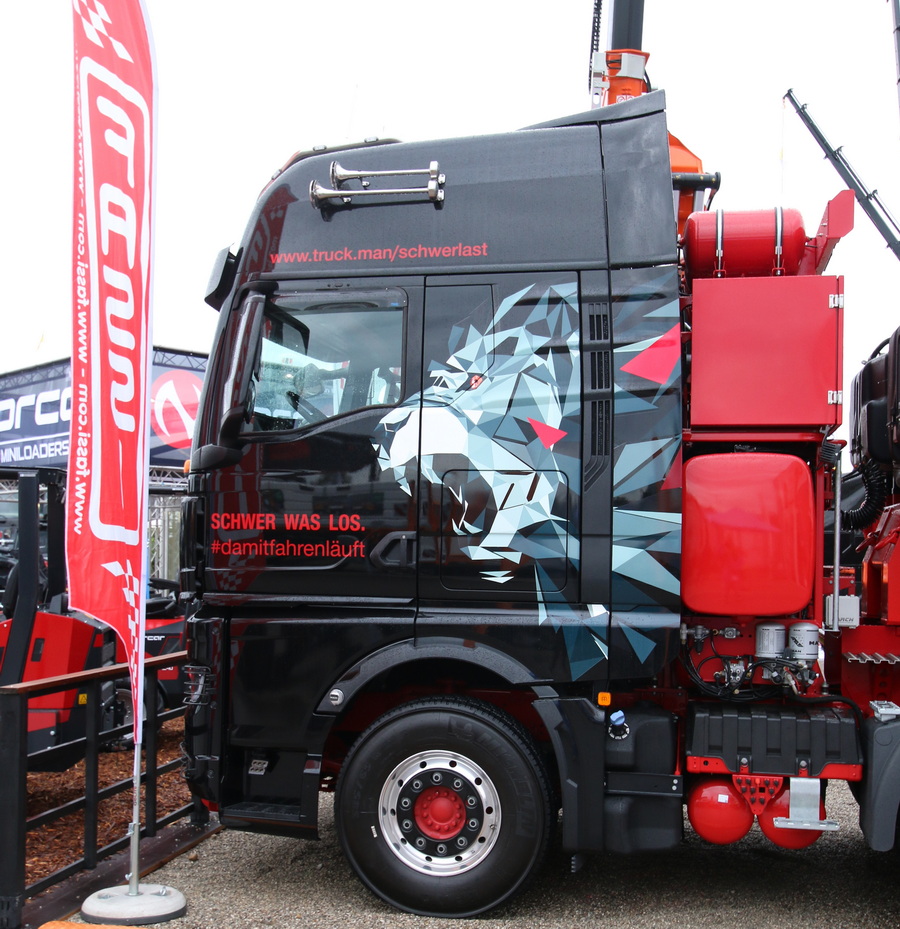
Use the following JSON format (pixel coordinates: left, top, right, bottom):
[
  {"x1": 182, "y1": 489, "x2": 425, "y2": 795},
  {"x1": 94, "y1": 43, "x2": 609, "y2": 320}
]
[{"x1": 414, "y1": 786, "x2": 466, "y2": 839}]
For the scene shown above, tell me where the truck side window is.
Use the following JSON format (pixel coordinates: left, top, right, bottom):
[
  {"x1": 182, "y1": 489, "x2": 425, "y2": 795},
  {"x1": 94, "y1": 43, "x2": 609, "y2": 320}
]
[{"x1": 245, "y1": 288, "x2": 406, "y2": 433}]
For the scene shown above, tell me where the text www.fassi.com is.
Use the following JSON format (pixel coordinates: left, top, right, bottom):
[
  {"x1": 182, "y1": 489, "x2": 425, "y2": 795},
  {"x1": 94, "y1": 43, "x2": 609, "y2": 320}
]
[{"x1": 270, "y1": 242, "x2": 488, "y2": 264}]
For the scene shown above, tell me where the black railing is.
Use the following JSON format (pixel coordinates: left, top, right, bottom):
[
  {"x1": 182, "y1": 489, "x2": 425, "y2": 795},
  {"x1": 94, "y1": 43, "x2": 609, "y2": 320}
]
[{"x1": 0, "y1": 653, "x2": 208, "y2": 929}]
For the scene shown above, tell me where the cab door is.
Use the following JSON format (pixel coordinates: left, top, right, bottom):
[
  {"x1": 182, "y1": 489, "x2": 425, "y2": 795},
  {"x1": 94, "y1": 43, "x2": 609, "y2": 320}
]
[
  {"x1": 409, "y1": 273, "x2": 583, "y2": 605},
  {"x1": 198, "y1": 279, "x2": 422, "y2": 603}
]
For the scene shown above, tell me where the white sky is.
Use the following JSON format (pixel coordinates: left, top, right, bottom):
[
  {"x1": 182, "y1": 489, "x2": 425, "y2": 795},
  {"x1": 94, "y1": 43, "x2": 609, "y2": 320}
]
[{"x1": 2, "y1": 0, "x2": 899, "y2": 438}]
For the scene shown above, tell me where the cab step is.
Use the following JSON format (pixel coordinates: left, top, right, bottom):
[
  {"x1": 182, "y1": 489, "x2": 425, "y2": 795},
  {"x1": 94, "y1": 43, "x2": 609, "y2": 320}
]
[{"x1": 221, "y1": 801, "x2": 303, "y2": 824}]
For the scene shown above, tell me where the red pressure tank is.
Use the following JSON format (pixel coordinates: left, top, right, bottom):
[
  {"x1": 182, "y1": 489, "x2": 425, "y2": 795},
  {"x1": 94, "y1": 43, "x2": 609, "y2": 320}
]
[
  {"x1": 683, "y1": 207, "x2": 807, "y2": 282},
  {"x1": 687, "y1": 777, "x2": 754, "y2": 845},
  {"x1": 757, "y1": 785, "x2": 825, "y2": 849}
]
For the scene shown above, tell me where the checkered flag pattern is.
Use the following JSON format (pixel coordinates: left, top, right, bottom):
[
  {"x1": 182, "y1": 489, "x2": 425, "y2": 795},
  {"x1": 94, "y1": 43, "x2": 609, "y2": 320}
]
[{"x1": 72, "y1": 0, "x2": 134, "y2": 61}]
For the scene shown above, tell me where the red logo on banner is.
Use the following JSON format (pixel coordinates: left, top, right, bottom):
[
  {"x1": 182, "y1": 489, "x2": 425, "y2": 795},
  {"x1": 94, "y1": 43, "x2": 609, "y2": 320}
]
[
  {"x1": 151, "y1": 370, "x2": 203, "y2": 449},
  {"x1": 67, "y1": 0, "x2": 156, "y2": 738}
]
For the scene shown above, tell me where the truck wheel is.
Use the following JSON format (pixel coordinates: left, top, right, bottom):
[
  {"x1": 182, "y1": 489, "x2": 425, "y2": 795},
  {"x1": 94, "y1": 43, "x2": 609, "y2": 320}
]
[
  {"x1": 113, "y1": 684, "x2": 164, "y2": 744},
  {"x1": 335, "y1": 696, "x2": 553, "y2": 917}
]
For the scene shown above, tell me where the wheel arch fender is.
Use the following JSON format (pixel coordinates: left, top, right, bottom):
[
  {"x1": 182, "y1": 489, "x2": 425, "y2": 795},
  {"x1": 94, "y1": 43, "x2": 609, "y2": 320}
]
[
  {"x1": 859, "y1": 717, "x2": 900, "y2": 851},
  {"x1": 314, "y1": 635, "x2": 549, "y2": 716}
]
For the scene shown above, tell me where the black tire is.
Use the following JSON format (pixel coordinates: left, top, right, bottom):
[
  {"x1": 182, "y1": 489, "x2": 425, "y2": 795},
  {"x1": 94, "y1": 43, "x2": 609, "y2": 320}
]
[
  {"x1": 2, "y1": 561, "x2": 18, "y2": 616},
  {"x1": 113, "y1": 684, "x2": 165, "y2": 741},
  {"x1": 335, "y1": 696, "x2": 553, "y2": 917}
]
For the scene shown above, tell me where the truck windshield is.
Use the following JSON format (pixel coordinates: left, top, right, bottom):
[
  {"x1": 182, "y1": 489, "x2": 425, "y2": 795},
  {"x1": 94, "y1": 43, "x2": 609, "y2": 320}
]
[{"x1": 246, "y1": 288, "x2": 405, "y2": 432}]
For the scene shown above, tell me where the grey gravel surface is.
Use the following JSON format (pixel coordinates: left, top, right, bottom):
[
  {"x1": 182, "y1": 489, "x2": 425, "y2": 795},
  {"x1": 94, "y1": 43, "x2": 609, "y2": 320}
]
[{"x1": 72, "y1": 783, "x2": 900, "y2": 928}]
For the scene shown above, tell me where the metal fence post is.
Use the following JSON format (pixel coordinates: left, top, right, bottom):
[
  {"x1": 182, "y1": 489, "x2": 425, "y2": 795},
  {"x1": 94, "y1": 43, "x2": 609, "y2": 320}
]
[
  {"x1": 0, "y1": 688, "x2": 28, "y2": 929},
  {"x1": 144, "y1": 666, "x2": 159, "y2": 837},
  {"x1": 83, "y1": 677, "x2": 102, "y2": 869}
]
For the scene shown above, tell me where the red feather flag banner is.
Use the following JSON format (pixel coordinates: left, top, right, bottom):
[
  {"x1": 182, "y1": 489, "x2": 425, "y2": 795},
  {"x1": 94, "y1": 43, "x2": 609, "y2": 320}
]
[
  {"x1": 67, "y1": 0, "x2": 156, "y2": 754},
  {"x1": 67, "y1": 5, "x2": 187, "y2": 916}
]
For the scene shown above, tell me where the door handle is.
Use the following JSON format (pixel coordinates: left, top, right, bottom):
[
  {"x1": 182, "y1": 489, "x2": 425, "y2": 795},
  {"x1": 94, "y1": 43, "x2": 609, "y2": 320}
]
[{"x1": 369, "y1": 531, "x2": 417, "y2": 569}]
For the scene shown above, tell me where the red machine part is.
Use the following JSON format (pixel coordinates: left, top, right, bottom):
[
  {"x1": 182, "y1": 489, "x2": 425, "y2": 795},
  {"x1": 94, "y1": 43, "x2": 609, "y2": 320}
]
[
  {"x1": 414, "y1": 786, "x2": 468, "y2": 840},
  {"x1": 687, "y1": 777, "x2": 754, "y2": 844},
  {"x1": 683, "y1": 193, "x2": 853, "y2": 283},
  {"x1": 689, "y1": 776, "x2": 825, "y2": 849},
  {"x1": 683, "y1": 453, "x2": 815, "y2": 616},
  {"x1": 0, "y1": 611, "x2": 104, "y2": 735},
  {"x1": 688, "y1": 274, "x2": 844, "y2": 429},
  {"x1": 0, "y1": 612, "x2": 97, "y2": 705},
  {"x1": 797, "y1": 189, "x2": 855, "y2": 276},
  {"x1": 687, "y1": 756, "x2": 862, "y2": 782},
  {"x1": 861, "y1": 504, "x2": 900, "y2": 624},
  {"x1": 756, "y1": 783, "x2": 826, "y2": 849},
  {"x1": 603, "y1": 48, "x2": 650, "y2": 104},
  {"x1": 839, "y1": 623, "x2": 900, "y2": 709},
  {"x1": 669, "y1": 133, "x2": 704, "y2": 235},
  {"x1": 683, "y1": 207, "x2": 807, "y2": 281},
  {"x1": 733, "y1": 774, "x2": 783, "y2": 812}
]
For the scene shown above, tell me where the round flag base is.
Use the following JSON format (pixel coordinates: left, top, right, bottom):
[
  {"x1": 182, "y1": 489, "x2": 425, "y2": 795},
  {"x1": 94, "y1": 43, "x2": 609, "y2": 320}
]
[{"x1": 81, "y1": 883, "x2": 187, "y2": 924}]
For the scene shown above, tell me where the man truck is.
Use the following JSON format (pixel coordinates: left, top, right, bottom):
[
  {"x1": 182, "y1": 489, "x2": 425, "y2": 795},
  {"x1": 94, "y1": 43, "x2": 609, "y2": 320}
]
[{"x1": 179, "y1": 2, "x2": 900, "y2": 916}]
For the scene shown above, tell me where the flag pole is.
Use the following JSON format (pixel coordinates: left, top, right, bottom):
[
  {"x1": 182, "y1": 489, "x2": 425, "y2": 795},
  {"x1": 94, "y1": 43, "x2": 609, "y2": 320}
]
[{"x1": 68, "y1": 0, "x2": 185, "y2": 921}]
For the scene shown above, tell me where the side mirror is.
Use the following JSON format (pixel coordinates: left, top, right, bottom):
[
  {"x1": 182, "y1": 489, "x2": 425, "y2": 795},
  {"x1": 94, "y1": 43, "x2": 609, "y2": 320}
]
[
  {"x1": 218, "y1": 294, "x2": 264, "y2": 445},
  {"x1": 205, "y1": 246, "x2": 239, "y2": 310},
  {"x1": 192, "y1": 294, "x2": 264, "y2": 470}
]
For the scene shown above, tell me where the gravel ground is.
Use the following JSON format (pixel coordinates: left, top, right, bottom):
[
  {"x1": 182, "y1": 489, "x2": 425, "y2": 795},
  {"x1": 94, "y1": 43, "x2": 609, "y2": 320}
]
[{"x1": 61, "y1": 781, "x2": 897, "y2": 929}]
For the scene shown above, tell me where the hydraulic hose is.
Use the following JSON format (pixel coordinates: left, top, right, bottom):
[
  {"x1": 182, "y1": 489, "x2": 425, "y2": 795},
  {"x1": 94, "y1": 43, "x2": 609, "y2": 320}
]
[{"x1": 842, "y1": 459, "x2": 889, "y2": 531}]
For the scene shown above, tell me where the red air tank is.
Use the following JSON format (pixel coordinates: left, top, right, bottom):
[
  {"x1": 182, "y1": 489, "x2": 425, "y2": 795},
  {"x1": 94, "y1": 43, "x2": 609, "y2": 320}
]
[
  {"x1": 757, "y1": 785, "x2": 825, "y2": 849},
  {"x1": 687, "y1": 778, "x2": 754, "y2": 845},
  {"x1": 683, "y1": 207, "x2": 807, "y2": 281}
]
